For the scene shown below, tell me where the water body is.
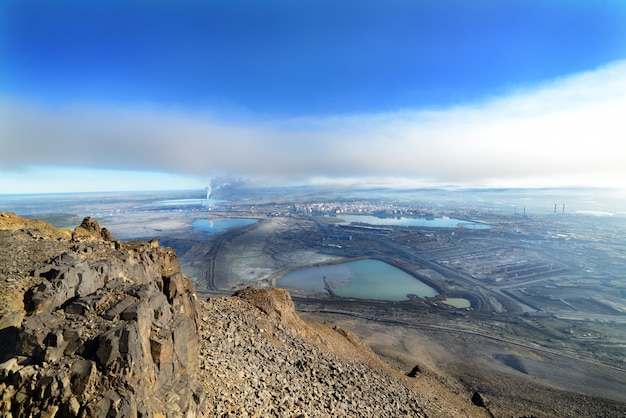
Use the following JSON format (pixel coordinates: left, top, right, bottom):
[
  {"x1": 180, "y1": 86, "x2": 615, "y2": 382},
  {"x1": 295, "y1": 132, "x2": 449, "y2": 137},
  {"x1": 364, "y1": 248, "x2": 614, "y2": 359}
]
[
  {"x1": 335, "y1": 215, "x2": 490, "y2": 229},
  {"x1": 279, "y1": 259, "x2": 438, "y2": 301},
  {"x1": 152, "y1": 198, "x2": 205, "y2": 208},
  {"x1": 442, "y1": 298, "x2": 471, "y2": 309},
  {"x1": 192, "y1": 218, "x2": 258, "y2": 235}
]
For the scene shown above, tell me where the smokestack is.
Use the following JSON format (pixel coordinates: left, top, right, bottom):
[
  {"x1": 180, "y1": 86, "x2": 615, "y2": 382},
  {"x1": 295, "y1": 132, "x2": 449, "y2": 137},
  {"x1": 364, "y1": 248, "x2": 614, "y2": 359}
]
[
  {"x1": 562, "y1": 204, "x2": 565, "y2": 214},
  {"x1": 554, "y1": 203, "x2": 557, "y2": 214}
]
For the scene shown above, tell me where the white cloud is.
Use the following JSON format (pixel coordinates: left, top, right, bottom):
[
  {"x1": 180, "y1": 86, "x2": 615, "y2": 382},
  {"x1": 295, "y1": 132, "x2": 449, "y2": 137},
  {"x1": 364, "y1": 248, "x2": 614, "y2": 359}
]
[
  {"x1": 0, "y1": 167, "x2": 205, "y2": 194},
  {"x1": 2, "y1": 60, "x2": 626, "y2": 193}
]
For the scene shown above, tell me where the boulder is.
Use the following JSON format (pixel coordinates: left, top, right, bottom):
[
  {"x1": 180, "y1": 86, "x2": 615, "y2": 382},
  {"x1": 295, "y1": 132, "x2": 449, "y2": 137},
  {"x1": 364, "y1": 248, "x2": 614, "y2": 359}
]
[{"x1": 71, "y1": 217, "x2": 114, "y2": 241}]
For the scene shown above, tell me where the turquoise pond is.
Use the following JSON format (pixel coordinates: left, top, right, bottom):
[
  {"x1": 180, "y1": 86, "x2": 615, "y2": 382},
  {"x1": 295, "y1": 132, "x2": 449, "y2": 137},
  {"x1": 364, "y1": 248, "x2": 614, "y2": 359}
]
[
  {"x1": 278, "y1": 259, "x2": 439, "y2": 301},
  {"x1": 192, "y1": 218, "x2": 258, "y2": 235}
]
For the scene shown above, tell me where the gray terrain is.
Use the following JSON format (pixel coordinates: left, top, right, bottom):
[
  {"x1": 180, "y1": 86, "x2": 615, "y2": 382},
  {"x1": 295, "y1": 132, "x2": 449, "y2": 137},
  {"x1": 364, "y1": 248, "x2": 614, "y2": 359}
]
[{"x1": 1, "y1": 186, "x2": 626, "y2": 416}]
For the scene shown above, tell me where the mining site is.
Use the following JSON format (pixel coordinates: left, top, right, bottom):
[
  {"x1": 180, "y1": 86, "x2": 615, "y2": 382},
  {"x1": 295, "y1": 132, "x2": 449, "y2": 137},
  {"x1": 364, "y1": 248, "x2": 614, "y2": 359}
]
[{"x1": 3, "y1": 188, "x2": 626, "y2": 416}]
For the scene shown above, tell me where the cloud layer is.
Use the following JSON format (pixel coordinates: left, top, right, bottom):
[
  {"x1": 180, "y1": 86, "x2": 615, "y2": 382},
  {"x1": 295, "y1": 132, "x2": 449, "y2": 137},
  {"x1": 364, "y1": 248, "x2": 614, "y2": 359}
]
[{"x1": 2, "y1": 60, "x2": 626, "y2": 191}]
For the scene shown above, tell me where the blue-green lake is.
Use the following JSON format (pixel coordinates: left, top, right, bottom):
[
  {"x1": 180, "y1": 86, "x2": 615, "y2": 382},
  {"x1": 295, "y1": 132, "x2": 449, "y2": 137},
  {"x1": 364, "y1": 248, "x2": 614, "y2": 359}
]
[
  {"x1": 192, "y1": 218, "x2": 258, "y2": 235},
  {"x1": 278, "y1": 259, "x2": 439, "y2": 301}
]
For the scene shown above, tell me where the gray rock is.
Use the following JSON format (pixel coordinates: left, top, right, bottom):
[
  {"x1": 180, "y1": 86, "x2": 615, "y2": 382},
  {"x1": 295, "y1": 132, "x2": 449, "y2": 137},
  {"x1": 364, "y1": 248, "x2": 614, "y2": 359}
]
[{"x1": 0, "y1": 216, "x2": 204, "y2": 417}]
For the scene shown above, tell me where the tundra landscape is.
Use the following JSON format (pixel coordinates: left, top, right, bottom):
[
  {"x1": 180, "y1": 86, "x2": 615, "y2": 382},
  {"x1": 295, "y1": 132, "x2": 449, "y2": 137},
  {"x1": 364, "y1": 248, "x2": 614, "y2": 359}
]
[{"x1": 1, "y1": 186, "x2": 625, "y2": 416}]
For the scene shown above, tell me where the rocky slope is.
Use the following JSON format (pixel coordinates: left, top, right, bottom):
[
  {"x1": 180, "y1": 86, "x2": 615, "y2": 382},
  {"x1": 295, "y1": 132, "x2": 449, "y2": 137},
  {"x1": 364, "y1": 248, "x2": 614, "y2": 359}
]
[
  {"x1": 195, "y1": 287, "x2": 495, "y2": 417},
  {"x1": 0, "y1": 213, "x2": 202, "y2": 417},
  {"x1": 199, "y1": 287, "x2": 426, "y2": 417},
  {"x1": 0, "y1": 213, "x2": 490, "y2": 417}
]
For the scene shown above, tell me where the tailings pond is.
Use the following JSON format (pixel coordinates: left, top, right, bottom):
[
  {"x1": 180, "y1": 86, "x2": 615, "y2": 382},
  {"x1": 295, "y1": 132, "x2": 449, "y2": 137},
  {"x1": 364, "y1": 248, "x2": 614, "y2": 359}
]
[
  {"x1": 193, "y1": 218, "x2": 258, "y2": 235},
  {"x1": 279, "y1": 259, "x2": 439, "y2": 301},
  {"x1": 334, "y1": 215, "x2": 490, "y2": 229}
]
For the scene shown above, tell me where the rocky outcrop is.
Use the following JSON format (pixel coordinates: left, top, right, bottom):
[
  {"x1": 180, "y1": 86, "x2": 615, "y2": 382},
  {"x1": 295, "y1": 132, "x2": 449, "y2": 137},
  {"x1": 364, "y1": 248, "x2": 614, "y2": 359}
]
[
  {"x1": 71, "y1": 216, "x2": 114, "y2": 241},
  {"x1": 0, "y1": 214, "x2": 203, "y2": 417}
]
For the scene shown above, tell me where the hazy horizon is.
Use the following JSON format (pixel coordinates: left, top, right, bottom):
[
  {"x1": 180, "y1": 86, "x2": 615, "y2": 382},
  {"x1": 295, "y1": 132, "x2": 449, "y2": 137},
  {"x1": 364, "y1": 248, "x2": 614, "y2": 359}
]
[{"x1": 3, "y1": 184, "x2": 626, "y2": 217}]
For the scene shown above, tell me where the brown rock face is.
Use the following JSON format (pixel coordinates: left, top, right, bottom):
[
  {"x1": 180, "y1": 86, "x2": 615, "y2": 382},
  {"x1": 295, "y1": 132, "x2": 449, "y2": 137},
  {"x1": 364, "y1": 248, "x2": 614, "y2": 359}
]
[
  {"x1": 234, "y1": 286, "x2": 305, "y2": 329},
  {"x1": 0, "y1": 214, "x2": 203, "y2": 417},
  {"x1": 71, "y1": 216, "x2": 114, "y2": 241}
]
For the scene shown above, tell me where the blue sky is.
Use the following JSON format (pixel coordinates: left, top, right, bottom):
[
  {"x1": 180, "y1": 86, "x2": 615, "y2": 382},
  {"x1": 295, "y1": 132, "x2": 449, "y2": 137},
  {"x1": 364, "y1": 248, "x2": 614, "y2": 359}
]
[{"x1": 1, "y1": 1, "x2": 626, "y2": 193}]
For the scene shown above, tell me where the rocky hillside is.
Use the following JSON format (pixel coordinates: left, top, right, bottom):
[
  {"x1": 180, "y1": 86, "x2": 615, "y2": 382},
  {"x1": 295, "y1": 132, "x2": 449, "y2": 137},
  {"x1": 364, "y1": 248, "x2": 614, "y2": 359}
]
[
  {"x1": 199, "y1": 287, "x2": 427, "y2": 417},
  {"x1": 0, "y1": 213, "x2": 203, "y2": 417},
  {"x1": 0, "y1": 213, "x2": 489, "y2": 417}
]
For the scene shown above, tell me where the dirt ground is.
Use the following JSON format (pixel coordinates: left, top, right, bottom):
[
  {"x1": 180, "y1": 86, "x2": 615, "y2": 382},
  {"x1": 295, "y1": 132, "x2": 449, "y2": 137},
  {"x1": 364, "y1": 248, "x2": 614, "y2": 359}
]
[{"x1": 297, "y1": 310, "x2": 626, "y2": 417}]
